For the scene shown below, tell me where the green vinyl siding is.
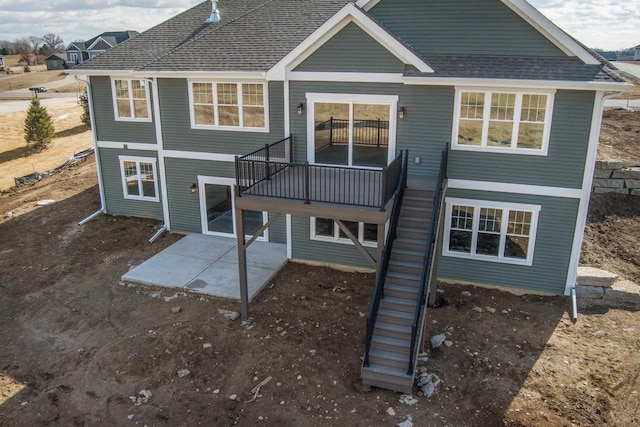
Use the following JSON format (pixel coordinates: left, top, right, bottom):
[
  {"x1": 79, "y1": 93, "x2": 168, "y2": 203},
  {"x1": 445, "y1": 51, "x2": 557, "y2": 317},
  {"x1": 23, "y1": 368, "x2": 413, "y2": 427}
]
[
  {"x1": 437, "y1": 188, "x2": 578, "y2": 294},
  {"x1": 294, "y1": 22, "x2": 405, "y2": 73},
  {"x1": 268, "y1": 213, "x2": 287, "y2": 244},
  {"x1": 368, "y1": 0, "x2": 566, "y2": 57},
  {"x1": 158, "y1": 79, "x2": 285, "y2": 153},
  {"x1": 290, "y1": 216, "x2": 377, "y2": 269},
  {"x1": 290, "y1": 81, "x2": 454, "y2": 176},
  {"x1": 164, "y1": 158, "x2": 235, "y2": 233},
  {"x1": 90, "y1": 76, "x2": 157, "y2": 144},
  {"x1": 448, "y1": 90, "x2": 594, "y2": 188},
  {"x1": 98, "y1": 148, "x2": 163, "y2": 220}
]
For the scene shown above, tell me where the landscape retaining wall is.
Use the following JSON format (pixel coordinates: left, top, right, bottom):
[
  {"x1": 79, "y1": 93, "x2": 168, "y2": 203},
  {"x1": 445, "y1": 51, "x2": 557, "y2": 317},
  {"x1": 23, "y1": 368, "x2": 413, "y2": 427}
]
[{"x1": 593, "y1": 160, "x2": 640, "y2": 196}]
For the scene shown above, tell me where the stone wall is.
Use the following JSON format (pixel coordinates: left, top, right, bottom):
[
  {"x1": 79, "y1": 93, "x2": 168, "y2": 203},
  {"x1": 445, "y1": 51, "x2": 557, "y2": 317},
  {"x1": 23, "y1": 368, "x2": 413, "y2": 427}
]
[{"x1": 593, "y1": 160, "x2": 640, "y2": 195}]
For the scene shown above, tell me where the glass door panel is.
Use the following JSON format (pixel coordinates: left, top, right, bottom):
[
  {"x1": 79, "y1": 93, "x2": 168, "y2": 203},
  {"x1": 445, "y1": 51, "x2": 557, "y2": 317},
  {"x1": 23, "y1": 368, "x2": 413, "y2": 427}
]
[
  {"x1": 204, "y1": 184, "x2": 234, "y2": 235},
  {"x1": 353, "y1": 103, "x2": 389, "y2": 167},
  {"x1": 314, "y1": 102, "x2": 349, "y2": 165}
]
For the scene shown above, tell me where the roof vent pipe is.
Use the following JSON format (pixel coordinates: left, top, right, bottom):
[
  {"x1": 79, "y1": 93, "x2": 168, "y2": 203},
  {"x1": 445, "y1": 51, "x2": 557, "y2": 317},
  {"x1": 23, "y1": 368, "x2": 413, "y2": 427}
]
[{"x1": 205, "y1": 1, "x2": 221, "y2": 23}]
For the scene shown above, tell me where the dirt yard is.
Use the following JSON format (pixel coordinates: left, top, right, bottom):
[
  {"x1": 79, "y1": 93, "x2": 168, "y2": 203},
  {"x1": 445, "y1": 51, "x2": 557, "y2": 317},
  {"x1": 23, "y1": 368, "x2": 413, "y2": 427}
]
[{"x1": 0, "y1": 111, "x2": 639, "y2": 425}]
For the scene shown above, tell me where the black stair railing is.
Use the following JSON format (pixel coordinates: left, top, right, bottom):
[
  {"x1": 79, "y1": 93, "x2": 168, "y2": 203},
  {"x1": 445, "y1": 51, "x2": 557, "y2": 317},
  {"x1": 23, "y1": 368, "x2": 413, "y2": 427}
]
[
  {"x1": 363, "y1": 150, "x2": 408, "y2": 367},
  {"x1": 407, "y1": 145, "x2": 449, "y2": 375}
]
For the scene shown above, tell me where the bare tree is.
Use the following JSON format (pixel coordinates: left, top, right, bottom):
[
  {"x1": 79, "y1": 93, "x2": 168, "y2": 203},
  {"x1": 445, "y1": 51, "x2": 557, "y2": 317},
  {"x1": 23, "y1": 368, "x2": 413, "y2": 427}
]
[
  {"x1": 41, "y1": 33, "x2": 65, "y2": 56},
  {"x1": 14, "y1": 38, "x2": 32, "y2": 66},
  {"x1": 28, "y1": 36, "x2": 42, "y2": 53}
]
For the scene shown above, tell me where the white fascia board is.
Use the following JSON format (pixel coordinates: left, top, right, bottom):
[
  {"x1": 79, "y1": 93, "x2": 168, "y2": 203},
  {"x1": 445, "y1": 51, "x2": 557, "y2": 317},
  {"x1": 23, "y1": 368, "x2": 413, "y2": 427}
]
[
  {"x1": 355, "y1": 0, "x2": 382, "y2": 11},
  {"x1": 86, "y1": 37, "x2": 112, "y2": 51},
  {"x1": 138, "y1": 71, "x2": 267, "y2": 80},
  {"x1": 502, "y1": 0, "x2": 600, "y2": 65},
  {"x1": 66, "y1": 69, "x2": 137, "y2": 76},
  {"x1": 288, "y1": 71, "x2": 404, "y2": 83},
  {"x1": 402, "y1": 76, "x2": 630, "y2": 91},
  {"x1": 266, "y1": 3, "x2": 433, "y2": 81}
]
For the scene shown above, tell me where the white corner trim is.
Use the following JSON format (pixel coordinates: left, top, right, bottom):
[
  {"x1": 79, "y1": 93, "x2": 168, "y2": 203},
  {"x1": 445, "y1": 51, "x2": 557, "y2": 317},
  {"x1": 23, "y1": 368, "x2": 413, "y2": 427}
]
[
  {"x1": 149, "y1": 78, "x2": 171, "y2": 229},
  {"x1": 447, "y1": 179, "x2": 583, "y2": 199},
  {"x1": 286, "y1": 214, "x2": 292, "y2": 259},
  {"x1": 97, "y1": 141, "x2": 158, "y2": 151},
  {"x1": 564, "y1": 91, "x2": 606, "y2": 295},
  {"x1": 266, "y1": 3, "x2": 432, "y2": 81},
  {"x1": 288, "y1": 71, "x2": 404, "y2": 83},
  {"x1": 501, "y1": 0, "x2": 600, "y2": 65}
]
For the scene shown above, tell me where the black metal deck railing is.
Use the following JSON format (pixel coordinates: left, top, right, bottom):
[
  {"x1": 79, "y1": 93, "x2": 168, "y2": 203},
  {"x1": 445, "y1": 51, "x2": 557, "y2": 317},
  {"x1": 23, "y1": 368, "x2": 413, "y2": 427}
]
[
  {"x1": 315, "y1": 118, "x2": 389, "y2": 151},
  {"x1": 363, "y1": 150, "x2": 408, "y2": 367},
  {"x1": 236, "y1": 136, "x2": 402, "y2": 210},
  {"x1": 407, "y1": 145, "x2": 449, "y2": 375}
]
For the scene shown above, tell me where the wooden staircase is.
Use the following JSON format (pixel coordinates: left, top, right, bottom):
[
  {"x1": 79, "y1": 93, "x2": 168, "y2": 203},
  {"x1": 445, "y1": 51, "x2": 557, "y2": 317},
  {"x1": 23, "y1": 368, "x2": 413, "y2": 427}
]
[{"x1": 361, "y1": 186, "x2": 435, "y2": 394}]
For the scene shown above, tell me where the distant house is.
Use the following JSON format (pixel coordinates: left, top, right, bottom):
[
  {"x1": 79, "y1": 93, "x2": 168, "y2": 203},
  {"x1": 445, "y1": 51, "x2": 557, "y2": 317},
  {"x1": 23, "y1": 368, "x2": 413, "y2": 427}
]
[
  {"x1": 594, "y1": 50, "x2": 617, "y2": 62},
  {"x1": 0, "y1": 55, "x2": 4, "y2": 71},
  {"x1": 634, "y1": 45, "x2": 640, "y2": 61},
  {"x1": 65, "y1": 31, "x2": 139, "y2": 65},
  {"x1": 45, "y1": 54, "x2": 66, "y2": 70}
]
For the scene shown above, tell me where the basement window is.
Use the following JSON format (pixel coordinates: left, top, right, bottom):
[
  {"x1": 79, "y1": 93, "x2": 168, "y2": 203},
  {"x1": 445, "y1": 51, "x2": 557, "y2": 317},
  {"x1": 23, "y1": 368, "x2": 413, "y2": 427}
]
[
  {"x1": 311, "y1": 217, "x2": 378, "y2": 247},
  {"x1": 443, "y1": 198, "x2": 540, "y2": 265},
  {"x1": 119, "y1": 156, "x2": 159, "y2": 202}
]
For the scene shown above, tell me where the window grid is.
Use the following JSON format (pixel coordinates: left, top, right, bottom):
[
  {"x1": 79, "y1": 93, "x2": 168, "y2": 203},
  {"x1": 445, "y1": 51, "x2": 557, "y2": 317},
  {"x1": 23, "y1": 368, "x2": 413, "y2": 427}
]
[
  {"x1": 311, "y1": 217, "x2": 378, "y2": 248},
  {"x1": 119, "y1": 157, "x2": 158, "y2": 202},
  {"x1": 455, "y1": 89, "x2": 552, "y2": 153},
  {"x1": 113, "y1": 79, "x2": 150, "y2": 121},
  {"x1": 444, "y1": 200, "x2": 538, "y2": 265},
  {"x1": 190, "y1": 82, "x2": 266, "y2": 130}
]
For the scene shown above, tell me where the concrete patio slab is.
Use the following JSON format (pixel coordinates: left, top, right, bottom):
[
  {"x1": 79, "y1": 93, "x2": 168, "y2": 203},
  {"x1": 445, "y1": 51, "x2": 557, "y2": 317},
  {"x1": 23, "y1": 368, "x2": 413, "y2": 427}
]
[{"x1": 122, "y1": 234, "x2": 287, "y2": 301}]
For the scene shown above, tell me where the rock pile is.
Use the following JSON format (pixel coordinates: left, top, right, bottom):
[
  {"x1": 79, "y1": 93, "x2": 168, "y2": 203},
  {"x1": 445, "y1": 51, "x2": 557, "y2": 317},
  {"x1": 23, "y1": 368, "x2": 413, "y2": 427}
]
[{"x1": 593, "y1": 160, "x2": 640, "y2": 195}]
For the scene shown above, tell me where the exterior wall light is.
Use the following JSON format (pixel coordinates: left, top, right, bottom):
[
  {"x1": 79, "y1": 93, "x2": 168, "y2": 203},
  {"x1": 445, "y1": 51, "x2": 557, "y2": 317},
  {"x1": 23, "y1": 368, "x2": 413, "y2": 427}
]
[
  {"x1": 398, "y1": 107, "x2": 405, "y2": 119},
  {"x1": 190, "y1": 183, "x2": 198, "y2": 193},
  {"x1": 297, "y1": 103, "x2": 304, "y2": 115}
]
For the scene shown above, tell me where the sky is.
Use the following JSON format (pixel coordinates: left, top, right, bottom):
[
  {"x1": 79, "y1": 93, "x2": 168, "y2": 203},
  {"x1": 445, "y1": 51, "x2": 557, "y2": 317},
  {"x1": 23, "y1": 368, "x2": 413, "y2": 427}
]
[{"x1": 0, "y1": 0, "x2": 637, "y2": 51}]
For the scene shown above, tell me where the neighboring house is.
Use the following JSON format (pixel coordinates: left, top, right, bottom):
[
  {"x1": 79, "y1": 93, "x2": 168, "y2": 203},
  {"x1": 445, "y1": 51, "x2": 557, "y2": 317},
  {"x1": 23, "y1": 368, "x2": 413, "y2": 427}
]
[
  {"x1": 65, "y1": 31, "x2": 139, "y2": 65},
  {"x1": 45, "y1": 54, "x2": 66, "y2": 70},
  {"x1": 634, "y1": 45, "x2": 640, "y2": 61},
  {"x1": 70, "y1": 0, "x2": 626, "y2": 393},
  {"x1": 0, "y1": 55, "x2": 4, "y2": 71}
]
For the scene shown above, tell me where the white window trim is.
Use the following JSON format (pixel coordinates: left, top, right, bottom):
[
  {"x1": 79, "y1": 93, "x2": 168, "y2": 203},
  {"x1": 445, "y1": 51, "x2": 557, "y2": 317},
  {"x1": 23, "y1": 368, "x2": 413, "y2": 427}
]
[
  {"x1": 110, "y1": 77, "x2": 152, "y2": 122},
  {"x1": 197, "y1": 176, "x2": 268, "y2": 241},
  {"x1": 451, "y1": 87, "x2": 555, "y2": 156},
  {"x1": 69, "y1": 53, "x2": 78, "y2": 62},
  {"x1": 442, "y1": 197, "x2": 540, "y2": 266},
  {"x1": 187, "y1": 80, "x2": 270, "y2": 133},
  {"x1": 118, "y1": 155, "x2": 160, "y2": 202},
  {"x1": 310, "y1": 217, "x2": 378, "y2": 248},
  {"x1": 305, "y1": 92, "x2": 398, "y2": 167}
]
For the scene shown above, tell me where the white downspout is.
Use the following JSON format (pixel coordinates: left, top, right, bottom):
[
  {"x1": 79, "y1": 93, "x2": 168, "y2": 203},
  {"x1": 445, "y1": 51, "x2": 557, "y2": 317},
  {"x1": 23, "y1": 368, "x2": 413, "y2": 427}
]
[{"x1": 75, "y1": 75, "x2": 107, "y2": 220}]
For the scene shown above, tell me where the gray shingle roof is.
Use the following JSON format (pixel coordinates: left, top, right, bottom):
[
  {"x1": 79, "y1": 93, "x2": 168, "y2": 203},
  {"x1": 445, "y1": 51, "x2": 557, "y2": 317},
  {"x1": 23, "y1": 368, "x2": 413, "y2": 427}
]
[
  {"x1": 75, "y1": 0, "x2": 351, "y2": 72},
  {"x1": 404, "y1": 56, "x2": 624, "y2": 82},
  {"x1": 74, "y1": 0, "x2": 619, "y2": 84}
]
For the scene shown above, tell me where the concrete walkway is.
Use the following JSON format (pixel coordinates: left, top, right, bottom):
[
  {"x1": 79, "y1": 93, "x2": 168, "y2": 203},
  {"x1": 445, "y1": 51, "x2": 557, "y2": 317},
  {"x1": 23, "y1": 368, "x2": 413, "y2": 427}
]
[{"x1": 122, "y1": 234, "x2": 287, "y2": 301}]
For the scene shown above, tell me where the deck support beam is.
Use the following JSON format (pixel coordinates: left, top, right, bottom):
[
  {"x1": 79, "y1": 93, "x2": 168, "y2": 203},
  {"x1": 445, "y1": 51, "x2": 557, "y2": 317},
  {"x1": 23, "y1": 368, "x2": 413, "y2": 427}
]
[
  {"x1": 236, "y1": 206, "x2": 249, "y2": 321},
  {"x1": 334, "y1": 219, "x2": 377, "y2": 268}
]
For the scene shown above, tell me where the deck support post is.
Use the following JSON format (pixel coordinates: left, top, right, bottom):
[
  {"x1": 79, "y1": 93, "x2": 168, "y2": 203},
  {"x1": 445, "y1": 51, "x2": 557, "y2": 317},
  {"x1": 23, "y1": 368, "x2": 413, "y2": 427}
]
[{"x1": 236, "y1": 206, "x2": 250, "y2": 321}]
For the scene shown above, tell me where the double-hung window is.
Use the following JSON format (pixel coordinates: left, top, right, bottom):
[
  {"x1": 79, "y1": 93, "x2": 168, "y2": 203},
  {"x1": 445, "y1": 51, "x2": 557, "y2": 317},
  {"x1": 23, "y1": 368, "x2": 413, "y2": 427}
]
[
  {"x1": 119, "y1": 156, "x2": 159, "y2": 202},
  {"x1": 311, "y1": 217, "x2": 378, "y2": 248},
  {"x1": 189, "y1": 81, "x2": 267, "y2": 131},
  {"x1": 453, "y1": 89, "x2": 554, "y2": 155},
  {"x1": 111, "y1": 78, "x2": 151, "y2": 121},
  {"x1": 443, "y1": 198, "x2": 540, "y2": 265}
]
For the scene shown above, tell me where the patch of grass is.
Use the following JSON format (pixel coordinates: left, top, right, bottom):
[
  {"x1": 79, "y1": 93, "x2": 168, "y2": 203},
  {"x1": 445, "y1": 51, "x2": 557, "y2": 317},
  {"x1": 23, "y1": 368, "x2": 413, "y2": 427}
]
[{"x1": 0, "y1": 71, "x2": 67, "y2": 93}]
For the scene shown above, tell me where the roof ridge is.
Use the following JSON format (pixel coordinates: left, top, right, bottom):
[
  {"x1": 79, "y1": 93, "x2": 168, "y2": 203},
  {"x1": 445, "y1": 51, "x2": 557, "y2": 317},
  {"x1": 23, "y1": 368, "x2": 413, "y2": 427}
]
[{"x1": 138, "y1": 0, "x2": 277, "y2": 72}]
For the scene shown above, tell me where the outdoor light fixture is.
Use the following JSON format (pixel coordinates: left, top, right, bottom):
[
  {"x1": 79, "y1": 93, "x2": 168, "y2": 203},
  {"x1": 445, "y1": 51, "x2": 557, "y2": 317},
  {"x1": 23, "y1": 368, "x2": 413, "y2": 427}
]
[
  {"x1": 190, "y1": 183, "x2": 198, "y2": 193},
  {"x1": 297, "y1": 103, "x2": 304, "y2": 115},
  {"x1": 398, "y1": 107, "x2": 405, "y2": 119},
  {"x1": 205, "y1": 0, "x2": 221, "y2": 23}
]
